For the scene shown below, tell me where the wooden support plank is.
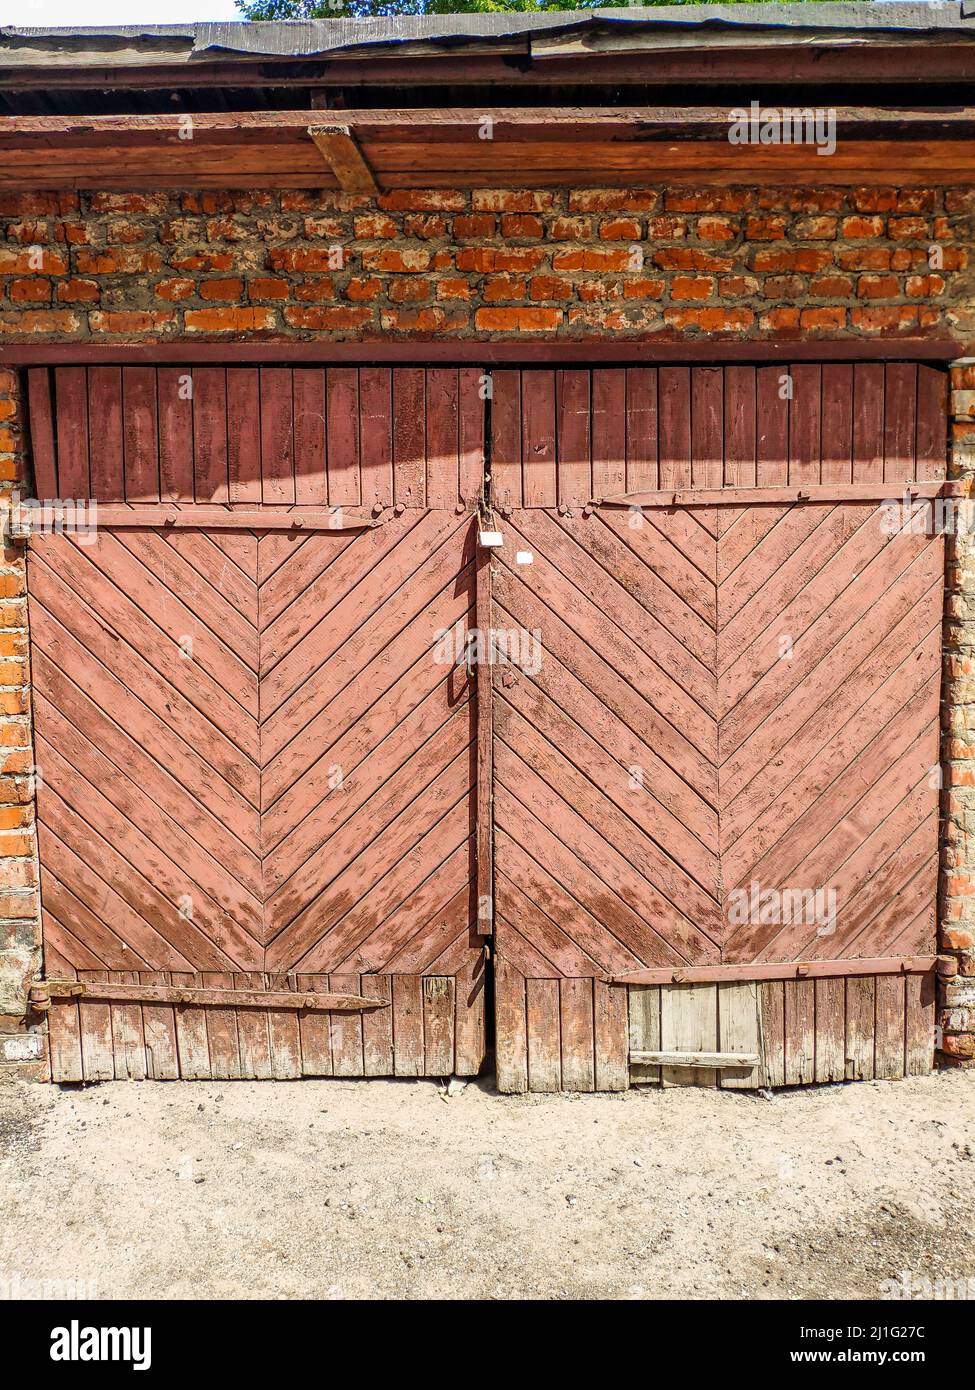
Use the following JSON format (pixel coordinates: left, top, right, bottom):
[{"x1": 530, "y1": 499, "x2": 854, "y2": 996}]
[
  {"x1": 717, "y1": 981, "x2": 762, "y2": 1090},
  {"x1": 521, "y1": 370, "x2": 557, "y2": 507},
  {"x1": 296, "y1": 972, "x2": 332, "y2": 1076},
  {"x1": 268, "y1": 1004, "x2": 303, "y2": 1081},
  {"x1": 915, "y1": 365, "x2": 948, "y2": 481},
  {"x1": 326, "y1": 366, "x2": 362, "y2": 507},
  {"x1": 591, "y1": 368, "x2": 626, "y2": 498},
  {"x1": 307, "y1": 124, "x2": 379, "y2": 196},
  {"x1": 691, "y1": 365, "x2": 723, "y2": 489},
  {"x1": 361, "y1": 974, "x2": 393, "y2": 1075},
  {"x1": 192, "y1": 367, "x2": 229, "y2": 505},
  {"x1": 54, "y1": 366, "x2": 90, "y2": 499},
  {"x1": 632, "y1": 1050, "x2": 760, "y2": 1068},
  {"x1": 140, "y1": 969, "x2": 179, "y2": 1081},
  {"x1": 476, "y1": 545, "x2": 493, "y2": 938},
  {"x1": 814, "y1": 976, "x2": 846, "y2": 1083},
  {"x1": 625, "y1": 367, "x2": 658, "y2": 494},
  {"x1": 611, "y1": 956, "x2": 939, "y2": 986},
  {"x1": 27, "y1": 367, "x2": 57, "y2": 500},
  {"x1": 260, "y1": 366, "x2": 295, "y2": 506},
  {"x1": 202, "y1": 971, "x2": 241, "y2": 1080},
  {"x1": 234, "y1": 969, "x2": 273, "y2": 1080},
  {"x1": 170, "y1": 973, "x2": 211, "y2": 1080},
  {"x1": 756, "y1": 364, "x2": 789, "y2": 487},
  {"x1": 559, "y1": 976, "x2": 594, "y2": 1092},
  {"x1": 784, "y1": 979, "x2": 816, "y2": 1086},
  {"x1": 661, "y1": 982, "x2": 717, "y2": 1087},
  {"x1": 594, "y1": 979, "x2": 629, "y2": 1092},
  {"x1": 226, "y1": 367, "x2": 263, "y2": 505},
  {"x1": 359, "y1": 366, "x2": 394, "y2": 510},
  {"x1": 392, "y1": 974, "x2": 424, "y2": 1077},
  {"x1": 392, "y1": 367, "x2": 426, "y2": 507},
  {"x1": 329, "y1": 972, "x2": 365, "y2": 1076},
  {"x1": 156, "y1": 367, "x2": 194, "y2": 502},
  {"x1": 494, "y1": 960, "x2": 528, "y2": 1094},
  {"x1": 121, "y1": 366, "x2": 160, "y2": 503},
  {"x1": 110, "y1": 970, "x2": 147, "y2": 1081},
  {"x1": 845, "y1": 975, "x2": 877, "y2": 1081},
  {"x1": 87, "y1": 366, "x2": 124, "y2": 501},
  {"x1": 48, "y1": 998, "x2": 84, "y2": 1083},
  {"x1": 875, "y1": 974, "x2": 907, "y2": 1080},
  {"x1": 78, "y1": 970, "x2": 114, "y2": 1082},
  {"x1": 490, "y1": 369, "x2": 522, "y2": 511},
  {"x1": 423, "y1": 975, "x2": 455, "y2": 1075},
  {"x1": 526, "y1": 977, "x2": 561, "y2": 1092},
  {"x1": 453, "y1": 953, "x2": 486, "y2": 1077},
  {"x1": 852, "y1": 362, "x2": 886, "y2": 484},
  {"x1": 628, "y1": 983, "x2": 661, "y2": 1085},
  {"x1": 760, "y1": 982, "x2": 786, "y2": 1088},
  {"x1": 906, "y1": 970, "x2": 936, "y2": 1075},
  {"x1": 556, "y1": 367, "x2": 591, "y2": 509},
  {"x1": 424, "y1": 366, "x2": 459, "y2": 510}
]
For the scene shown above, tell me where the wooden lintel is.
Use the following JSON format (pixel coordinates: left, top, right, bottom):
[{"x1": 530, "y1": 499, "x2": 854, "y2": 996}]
[
  {"x1": 629, "y1": 1050, "x2": 760, "y2": 1069},
  {"x1": 307, "y1": 123, "x2": 379, "y2": 195},
  {"x1": 32, "y1": 979, "x2": 389, "y2": 1012},
  {"x1": 613, "y1": 956, "x2": 939, "y2": 987}
]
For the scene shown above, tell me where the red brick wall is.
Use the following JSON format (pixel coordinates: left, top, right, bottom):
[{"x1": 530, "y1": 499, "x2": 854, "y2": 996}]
[{"x1": 0, "y1": 185, "x2": 971, "y2": 341}]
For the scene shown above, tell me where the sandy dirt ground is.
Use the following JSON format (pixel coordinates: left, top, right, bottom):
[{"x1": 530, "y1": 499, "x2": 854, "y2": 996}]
[{"x1": 1, "y1": 1070, "x2": 973, "y2": 1301}]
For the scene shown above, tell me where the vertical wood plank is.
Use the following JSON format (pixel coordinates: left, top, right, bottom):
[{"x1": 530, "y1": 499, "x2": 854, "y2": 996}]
[
  {"x1": 884, "y1": 362, "x2": 918, "y2": 484},
  {"x1": 724, "y1": 365, "x2": 756, "y2": 488},
  {"x1": 423, "y1": 975, "x2": 455, "y2": 1075},
  {"x1": 717, "y1": 981, "x2": 762, "y2": 1090},
  {"x1": 171, "y1": 972, "x2": 211, "y2": 1079},
  {"x1": 555, "y1": 368, "x2": 591, "y2": 509},
  {"x1": 192, "y1": 367, "x2": 229, "y2": 504},
  {"x1": 260, "y1": 367, "x2": 295, "y2": 505},
  {"x1": 226, "y1": 367, "x2": 263, "y2": 504},
  {"x1": 121, "y1": 366, "x2": 160, "y2": 502},
  {"x1": 156, "y1": 367, "x2": 194, "y2": 502},
  {"x1": 820, "y1": 364, "x2": 854, "y2": 485},
  {"x1": 788, "y1": 363, "x2": 822, "y2": 485},
  {"x1": 594, "y1": 979, "x2": 629, "y2": 1091},
  {"x1": 915, "y1": 365, "x2": 948, "y2": 481},
  {"x1": 760, "y1": 981, "x2": 786, "y2": 1087},
  {"x1": 268, "y1": 1006, "x2": 302, "y2": 1080},
  {"x1": 658, "y1": 366, "x2": 691, "y2": 490},
  {"x1": 392, "y1": 978, "x2": 422, "y2": 1073},
  {"x1": 87, "y1": 366, "x2": 124, "y2": 501},
  {"x1": 78, "y1": 970, "x2": 113, "y2": 1082},
  {"x1": 784, "y1": 979, "x2": 816, "y2": 1085},
  {"x1": 141, "y1": 969, "x2": 179, "y2": 1081},
  {"x1": 27, "y1": 367, "x2": 58, "y2": 500},
  {"x1": 494, "y1": 960, "x2": 528, "y2": 1093},
  {"x1": 526, "y1": 977, "x2": 561, "y2": 1092},
  {"x1": 814, "y1": 976, "x2": 846, "y2": 1083},
  {"x1": 845, "y1": 975, "x2": 876, "y2": 1081},
  {"x1": 521, "y1": 370, "x2": 557, "y2": 507},
  {"x1": 392, "y1": 367, "x2": 426, "y2": 507},
  {"x1": 691, "y1": 365, "x2": 723, "y2": 489},
  {"x1": 424, "y1": 367, "x2": 459, "y2": 510},
  {"x1": 234, "y1": 971, "x2": 272, "y2": 1080},
  {"x1": 453, "y1": 952, "x2": 486, "y2": 1077},
  {"x1": 852, "y1": 362, "x2": 886, "y2": 483},
  {"x1": 559, "y1": 976, "x2": 594, "y2": 1092},
  {"x1": 625, "y1": 366, "x2": 658, "y2": 493},
  {"x1": 756, "y1": 365, "x2": 789, "y2": 486},
  {"x1": 661, "y1": 982, "x2": 717, "y2": 1088},
  {"x1": 48, "y1": 999, "x2": 84, "y2": 1083},
  {"x1": 591, "y1": 368, "x2": 626, "y2": 498},
  {"x1": 875, "y1": 974, "x2": 907, "y2": 1080},
  {"x1": 110, "y1": 969, "x2": 147, "y2": 1081},
  {"x1": 490, "y1": 369, "x2": 522, "y2": 510},
  {"x1": 54, "y1": 366, "x2": 90, "y2": 498},
  {"x1": 458, "y1": 366, "x2": 485, "y2": 507},
  {"x1": 296, "y1": 973, "x2": 332, "y2": 1076},
  {"x1": 392, "y1": 974, "x2": 424, "y2": 1077},
  {"x1": 628, "y1": 983, "x2": 661, "y2": 1085},
  {"x1": 906, "y1": 970, "x2": 936, "y2": 1076},
  {"x1": 329, "y1": 972, "x2": 364, "y2": 1076},
  {"x1": 361, "y1": 974, "x2": 393, "y2": 1075},
  {"x1": 326, "y1": 366, "x2": 361, "y2": 507},
  {"x1": 358, "y1": 366, "x2": 394, "y2": 510},
  {"x1": 202, "y1": 970, "x2": 240, "y2": 1080}
]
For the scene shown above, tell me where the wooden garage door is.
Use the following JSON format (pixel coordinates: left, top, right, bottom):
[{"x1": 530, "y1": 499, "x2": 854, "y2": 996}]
[
  {"x1": 490, "y1": 365, "x2": 947, "y2": 1090},
  {"x1": 27, "y1": 366, "x2": 487, "y2": 1081}
]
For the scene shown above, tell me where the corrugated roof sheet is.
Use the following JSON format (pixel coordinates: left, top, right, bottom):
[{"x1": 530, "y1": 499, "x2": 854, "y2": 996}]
[{"x1": 1, "y1": 3, "x2": 973, "y2": 67}]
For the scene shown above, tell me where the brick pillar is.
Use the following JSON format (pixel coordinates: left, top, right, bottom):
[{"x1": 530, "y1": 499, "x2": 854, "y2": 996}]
[
  {"x1": 0, "y1": 368, "x2": 46, "y2": 1081},
  {"x1": 940, "y1": 360, "x2": 975, "y2": 1067}
]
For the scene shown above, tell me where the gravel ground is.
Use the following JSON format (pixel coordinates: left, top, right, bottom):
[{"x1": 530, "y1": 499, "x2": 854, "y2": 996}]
[{"x1": 1, "y1": 1070, "x2": 973, "y2": 1301}]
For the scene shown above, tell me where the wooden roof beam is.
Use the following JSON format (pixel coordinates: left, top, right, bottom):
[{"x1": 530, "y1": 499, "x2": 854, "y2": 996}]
[{"x1": 307, "y1": 123, "x2": 379, "y2": 195}]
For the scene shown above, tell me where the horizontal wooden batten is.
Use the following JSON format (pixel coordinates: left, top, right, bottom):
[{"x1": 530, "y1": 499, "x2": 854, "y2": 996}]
[
  {"x1": 611, "y1": 956, "x2": 940, "y2": 987},
  {"x1": 3, "y1": 341, "x2": 967, "y2": 367},
  {"x1": 591, "y1": 481, "x2": 968, "y2": 509},
  {"x1": 629, "y1": 1050, "x2": 761, "y2": 1068},
  {"x1": 32, "y1": 979, "x2": 389, "y2": 1011},
  {"x1": 21, "y1": 504, "x2": 396, "y2": 532}
]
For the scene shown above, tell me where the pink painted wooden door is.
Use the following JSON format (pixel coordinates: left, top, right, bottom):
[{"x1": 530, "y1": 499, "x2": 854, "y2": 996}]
[{"x1": 28, "y1": 366, "x2": 487, "y2": 1081}]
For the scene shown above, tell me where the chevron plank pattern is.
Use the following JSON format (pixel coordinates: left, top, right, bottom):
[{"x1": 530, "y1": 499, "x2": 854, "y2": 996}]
[
  {"x1": 493, "y1": 502, "x2": 942, "y2": 977},
  {"x1": 30, "y1": 516, "x2": 481, "y2": 988}
]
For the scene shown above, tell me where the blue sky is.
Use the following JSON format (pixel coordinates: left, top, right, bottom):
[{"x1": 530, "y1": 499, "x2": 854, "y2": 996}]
[{"x1": 15, "y1": 0, "x2": 243, "y2": 23}]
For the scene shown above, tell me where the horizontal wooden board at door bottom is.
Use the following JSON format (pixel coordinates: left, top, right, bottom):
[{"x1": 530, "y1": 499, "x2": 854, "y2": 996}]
[
  {"x1": 494, "y1": 970, "x2": 936, "y2": 1093},
  {"x1": 46, "y1": 970, "x2": 486, "y2": 1083}
]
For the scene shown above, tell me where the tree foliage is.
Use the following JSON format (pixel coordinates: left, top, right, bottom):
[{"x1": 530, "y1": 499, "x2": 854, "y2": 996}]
[{"x1": 237, "y1": 1, "x2": 828, "y2": 20}]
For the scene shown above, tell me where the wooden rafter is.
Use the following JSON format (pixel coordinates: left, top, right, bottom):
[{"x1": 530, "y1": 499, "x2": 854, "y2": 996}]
[{"x1": 307, "y1": 123, "x2": 379, "y2": 195}]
